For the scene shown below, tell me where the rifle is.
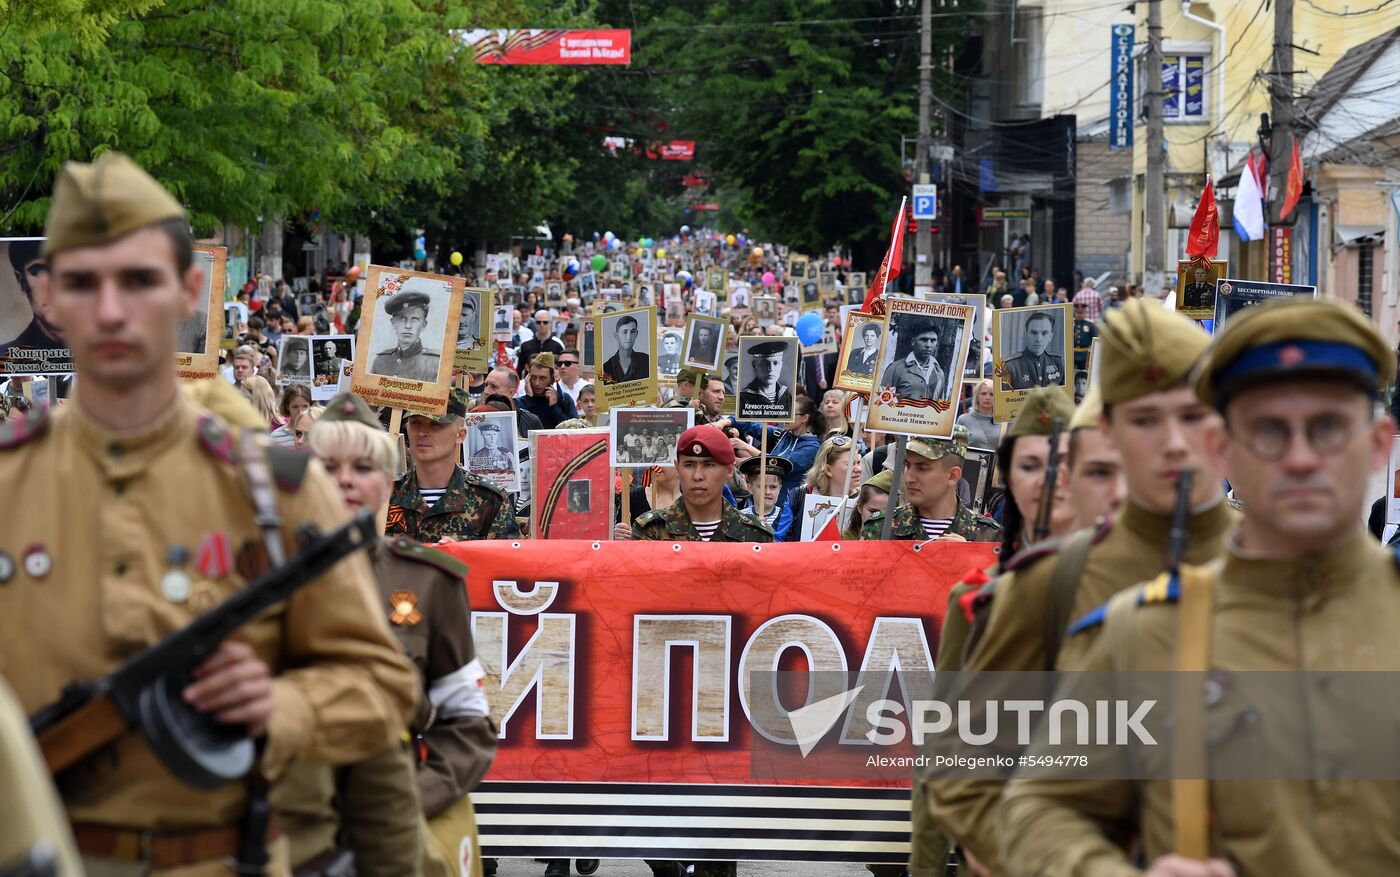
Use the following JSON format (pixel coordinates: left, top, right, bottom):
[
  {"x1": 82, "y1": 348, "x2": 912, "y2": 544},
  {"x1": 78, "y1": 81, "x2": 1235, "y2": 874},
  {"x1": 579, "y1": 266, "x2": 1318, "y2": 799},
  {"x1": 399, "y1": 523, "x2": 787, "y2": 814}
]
[
  {"x1": 1163, "y1": 469, "x2": 1195, "y2": 572},
  {"x1": 30, "y1": 511, "x2": 378, "y2": 790},
  {"x1": 1031, "y1": 417, "x2": 1064, "y2": 542}
]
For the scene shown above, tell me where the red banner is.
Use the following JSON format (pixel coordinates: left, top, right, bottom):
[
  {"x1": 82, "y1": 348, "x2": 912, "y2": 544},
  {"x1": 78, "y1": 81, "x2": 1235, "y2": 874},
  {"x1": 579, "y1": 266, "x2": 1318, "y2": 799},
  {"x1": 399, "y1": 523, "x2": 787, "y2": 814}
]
[
  {"x1": 647, "y1": 140, "x2": 696, "y2": 161},
  {"x1": 463, "y1": 29, "x2": 631, "y2": 65},
  {"x1": 440, "y1": 540, "x2": 996, "y2": 863}
]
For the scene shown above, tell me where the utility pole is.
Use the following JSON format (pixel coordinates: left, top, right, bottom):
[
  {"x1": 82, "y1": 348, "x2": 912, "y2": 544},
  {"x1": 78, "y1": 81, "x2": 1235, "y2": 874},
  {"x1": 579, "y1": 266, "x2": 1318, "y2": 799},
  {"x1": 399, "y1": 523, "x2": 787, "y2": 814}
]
[
  {"x1": 1268, "y1": 0, "x2": 1295, "y2": 226},
  {"x1": 1143, "y1": 0, "x2": 1167, "y2": 297},
  {"x1": 914, "y1": 0, "x2": 933, "y2": 293}
]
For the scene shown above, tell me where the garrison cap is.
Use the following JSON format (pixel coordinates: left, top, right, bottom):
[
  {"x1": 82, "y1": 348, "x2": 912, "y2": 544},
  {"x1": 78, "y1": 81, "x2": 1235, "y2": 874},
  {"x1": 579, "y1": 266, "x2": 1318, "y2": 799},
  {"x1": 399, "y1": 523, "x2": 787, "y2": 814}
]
[
  {"x1": 185, "y1": 379, "x2": 267, "y2": 431},
  {"x1": 737, "y1": 455, "x2": 794, "y2": 479},
  {"x1": 1193, "y1": 297, "x2": 1394, "y2": 409},
  {"x1": 677, "y1": 424, "x2": 735, "y2": 466},
  {"x1": 43, "y1": 152, "x2": 187, "y2": 258},
  {"x1": 677, "y1": 367, "x2": 702, "y2": 386},
  {"x1": 864, "y1": 469, "x2": 894, "y2": 494},
  {"x1": 531, "y1": 351, "x2": 557, "y2": 370},
  {"x1": 1097, "y1": 298, "x2": 1210, "y2": 405},
  {"x1": 319, "y1": 392, "x2": 381, "y2": 430},
  {"x1": 1069, "y1": 384, "x2": 1105, "y2": 431},
  {"x1": 748, "y1": 340, "x2": 788, "y2": 357},
  {"x1": 1009, "y1": 386, "x2": 1075, "y2": 437},
  {"x1": 385, "y1": 291, "x2": 432, "y2": 318},
  {"x1": 906, "y1": 424, "x2": 970, "y2": 462}
]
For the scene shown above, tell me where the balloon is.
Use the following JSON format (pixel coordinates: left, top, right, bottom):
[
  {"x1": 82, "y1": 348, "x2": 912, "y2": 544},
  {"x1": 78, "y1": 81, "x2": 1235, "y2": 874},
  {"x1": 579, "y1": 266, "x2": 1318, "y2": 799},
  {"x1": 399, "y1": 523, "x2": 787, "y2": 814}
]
[
  {"x1": 563, "y1": 257, "x2": 580, "y2": 280},
  {"x1": 737, "y1": 234, "x2": 747, "y2": 245},
  {"x1": 832, "y1": 256, "x2": 843, "y2": 267},
  {"x1": 761, "y1": 271, "x2": 776, "y2": 287},
  {"x1": 449, "y1": 251, "x2": 463, "y2": 267},
  {"x1": 591, "y1": 254, "x2": 608, "y2": 273},
  {"x1": 680, "y1": 225, "x2": 690, "y2": 234},
  {"x1": 604, "y1": 231, "x2": 615, "y2": 243},
  {"x1": 676, "y1": 270, "x2": 694, "y2": 289},
  {"x1": 656, "y1": 248, "x2": 667, "y2": 259},
  {"x1": 751, "y1": 246, "x2": 764, "y2": 259},
  {"x1": 414, "y1": 247, "x2": 427, "y2": 262},
  {"x1": 795, "y1": 311, "x2": 825, "y2": 346},
  {"x1": 726, "y1": 234, "x2": 737, "y2": 246},
  {"x1": 562, "y1": 233, "x2": 574, "y2": 243},
  {"x1": 346, "y1": 265, "x2": 362, "y2": 282}
]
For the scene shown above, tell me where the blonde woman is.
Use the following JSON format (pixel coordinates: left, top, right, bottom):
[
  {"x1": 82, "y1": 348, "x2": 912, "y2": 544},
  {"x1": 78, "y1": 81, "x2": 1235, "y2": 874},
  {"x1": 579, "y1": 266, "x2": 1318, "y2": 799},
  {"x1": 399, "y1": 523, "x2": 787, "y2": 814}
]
[
  {"x1": 305, "y1": 393, "x2": 496, "y2": 877},
  {"x1": 955, "y1": 378, "x2": 999, "y2": 450},
  {"x1": 780, "y1": 434, "x2": 855, "y2": 541},
  {"x1": 237, "y1": 374, "x2": 282, "y2": 431},
  {"x1": 820, "y1": 389, "x2": 851, "y2": 438},
  {"x1": 290, "y1": 404, "x2": 326, "y2": 451}
]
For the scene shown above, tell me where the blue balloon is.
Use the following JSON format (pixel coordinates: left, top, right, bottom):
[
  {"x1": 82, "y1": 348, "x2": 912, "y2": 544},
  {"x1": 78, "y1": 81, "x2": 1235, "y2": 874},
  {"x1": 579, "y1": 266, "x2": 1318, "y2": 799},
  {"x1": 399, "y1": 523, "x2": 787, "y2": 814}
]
[
  {"x1": 414, "y1": 247, "x2": 427, "y2": 261},
  {"x1": 795, "y1": 311, "x2": 824, "y2": 346}
]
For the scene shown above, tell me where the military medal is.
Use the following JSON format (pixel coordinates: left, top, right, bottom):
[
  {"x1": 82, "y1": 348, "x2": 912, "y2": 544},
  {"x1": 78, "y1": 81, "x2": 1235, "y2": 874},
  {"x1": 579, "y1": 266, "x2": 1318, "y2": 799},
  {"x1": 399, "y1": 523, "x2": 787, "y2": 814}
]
[
  {"x1": 22, "y1": 545, "x2": 50, "y2": 579},
  {"x1": 389, "y1": 591, "x2": 422, "y2": 626},
  {"x1": 195, "y1": 531, "x2": 233, "y2": 579},
  {"x1": 161, "y1": 546, "x2": 193, "y2": 604},
  {"x1": 0, "y1": 551, "x2": 14, "y2": 584}
]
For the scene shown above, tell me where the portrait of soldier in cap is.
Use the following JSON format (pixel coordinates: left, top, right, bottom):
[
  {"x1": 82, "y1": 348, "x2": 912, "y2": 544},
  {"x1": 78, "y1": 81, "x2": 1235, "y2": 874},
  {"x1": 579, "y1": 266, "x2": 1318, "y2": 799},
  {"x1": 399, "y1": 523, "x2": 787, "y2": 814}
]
[
  {"x1": 467, "y1": 417, "x2": 515, "y2": 474},
  {"x1": 738, "y1": 336, "x2": 797, "y2": 420},
  {"x1": 1000, "y1": 308, "x2": 1066, "y2": 390},
  {"x1": 279, "y1": 335, "x2": 313, "y2": 382},
  {"x1": 658, "y1": 330, "x2": 682, "y2": 376},
  {"x1": 456, "y1": 289, "x2": 481, "y2": 348},
  {"x1": 312, "y1": 336, "x2": 352, "y2": 385},
  {"x1": 371, "y1": 285, "x2": 443, "y2": 382}
]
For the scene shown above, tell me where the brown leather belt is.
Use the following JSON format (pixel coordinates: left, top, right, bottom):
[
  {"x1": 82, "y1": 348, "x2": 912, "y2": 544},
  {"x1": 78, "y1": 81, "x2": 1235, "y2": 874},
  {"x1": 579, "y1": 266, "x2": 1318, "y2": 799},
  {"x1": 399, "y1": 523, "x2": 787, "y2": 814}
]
[{"x1": 73, "y1": 814, "x2": 282, "y2": 869}]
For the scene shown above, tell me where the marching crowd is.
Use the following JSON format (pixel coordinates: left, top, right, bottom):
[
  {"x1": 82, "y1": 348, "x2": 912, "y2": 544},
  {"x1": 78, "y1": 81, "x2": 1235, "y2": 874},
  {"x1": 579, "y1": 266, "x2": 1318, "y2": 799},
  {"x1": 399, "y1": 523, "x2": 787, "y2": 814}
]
[{"x1": 6, "y1": 150, "x2": 1400, "y2": 877}]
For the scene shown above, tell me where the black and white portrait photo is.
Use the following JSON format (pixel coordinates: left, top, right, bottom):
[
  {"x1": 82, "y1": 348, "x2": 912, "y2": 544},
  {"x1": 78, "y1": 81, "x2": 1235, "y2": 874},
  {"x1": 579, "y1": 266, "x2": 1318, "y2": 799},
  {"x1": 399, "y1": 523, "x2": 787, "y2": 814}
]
[
  {"x1": 546, "y1": 281, "x2": 564, "y2": 304},
  {"x1": 609, "y1": 407, "x2": 693, "y2": 468},
  {"x1": 927, "y1": 292, "x2": 987, "y2": 380},
  {"x1": 996, "y1": 305, "x2": 1068, "y2": 391},
  {"x1": 456, "y1": 289, "x2": 483, "y2": 349},
  {"x1": 279, "y1": 336, "x2": 313, "y2": 383},
  {"x1": 310, "y1": 335, "x2": 354, "y2": 400},
  {"x1": 637, "y1": 285, "x2": 655, "y2": 308},
  {"x1": 463, "y1": 410, "x2": 520, "y2": 492},
  {"x1": 567, "y1": 481, "x2": 592, "y2": 513},
  {"x1": 369, "y1": 283, "x2": 448, "y2": 382},
  {"x1": 598, "y1": 309, "x2": 653, "y2": 386},
  {"x1": 731, "y1": 285, "x2": 751, "y2": 309},
  {"x1": 658, "y1": 329, "x2": 683, "y2": 377},
  {"x1": 578, "y1": 272, "x2": 598, "y2": 296},
  {"x1": 683, "y1": 315, "x2": 725, "y2": 371},
  {"x1": 693, "y1": 290, "x2": 715, "y2": 316},
  {"x1": 722, "y1": 353, "x2": 740, "y2": 397},
  {"x1": 736, "y1": 336, "x2": 799, "y2": 421},
  {"x1": 753, "y1": 295, "x2": 778, "y2": 327},
  {"x1": 801, "y1": 280, "x2": 820, "y2": 307},
  {"x1": 493, "y1": 305, "x2": 512, "y2": 337},
  {"x1": 582, "y1": 320, "x2": 596, "y2": 369},
  {"x1": 877, "y1": 312, "x2": 962, "y2": 402},
  {"x1": 843, "y1": 318, "x2": 882, "y2": 377}
]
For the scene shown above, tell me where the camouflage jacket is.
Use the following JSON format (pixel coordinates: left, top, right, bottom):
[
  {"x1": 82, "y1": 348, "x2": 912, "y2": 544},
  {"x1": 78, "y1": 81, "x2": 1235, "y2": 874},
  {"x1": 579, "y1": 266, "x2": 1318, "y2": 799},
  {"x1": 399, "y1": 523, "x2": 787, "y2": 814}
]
[
  {"x1": 858, "y1": 500, "x2": 1001, "y2": 543},
  {"x1": 634, "y1": 497, "x2": 774, "y2": 543},
  {"x1": 662, "y1": 395, "x2": 722, "y2": 426},
  {"x1": 388, "y1": 465, "x2": 521, "y2": 543}
]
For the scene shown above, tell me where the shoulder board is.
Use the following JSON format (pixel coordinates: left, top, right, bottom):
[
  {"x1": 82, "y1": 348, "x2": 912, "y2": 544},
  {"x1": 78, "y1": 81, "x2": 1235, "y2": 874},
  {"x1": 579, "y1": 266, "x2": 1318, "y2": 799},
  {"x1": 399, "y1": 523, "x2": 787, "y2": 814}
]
[
  {"x1": 635, "y1": 509, "x2": 663, "y2": 528},
  {"x1": 1066, "y1": 603, "x2": 1108, "y2": 637},
  {"x1": 0, "y1": 407, "x2": 50, "y2": 450},
  {"x1": 196, "y1": 415, "x2": 236, "y2": 464},
  {"x1": 740, "y1": 512, "x2": 774, "y2": 534},
  {"x1": 1135, "y1": 571, "x2": 1180, "y2": 606},
  {"x1": 387, "y1": 537, "x2": 469, "y2": 578},
  {"x1": 266, "y1": 445, "x2": 311, "y2": 492},
  {"x1": 463, "y1": 471, "x2": 509, "y2": 498}
]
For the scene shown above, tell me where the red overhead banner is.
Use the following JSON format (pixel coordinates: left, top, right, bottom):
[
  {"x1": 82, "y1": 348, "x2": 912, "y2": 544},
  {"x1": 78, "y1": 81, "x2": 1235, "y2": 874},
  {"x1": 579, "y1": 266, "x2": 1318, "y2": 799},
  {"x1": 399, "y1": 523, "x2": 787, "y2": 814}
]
[
  {"x1": 439, "y1": 539, "x2": 997, "y2": 863},
  {"x1": 647, "y1": 140, "x2": 696, "y2": 161},
  {"x1": 463, "y1": 29, "x2": 632, "y2": 65}
]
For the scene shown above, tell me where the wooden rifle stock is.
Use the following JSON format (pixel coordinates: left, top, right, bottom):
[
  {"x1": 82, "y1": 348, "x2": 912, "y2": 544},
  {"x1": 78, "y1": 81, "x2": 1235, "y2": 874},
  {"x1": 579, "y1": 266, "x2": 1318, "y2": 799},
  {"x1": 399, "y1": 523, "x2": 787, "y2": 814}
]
[{"x1": 1031, "y1": 417, "x2": 1064, "y2": 542}]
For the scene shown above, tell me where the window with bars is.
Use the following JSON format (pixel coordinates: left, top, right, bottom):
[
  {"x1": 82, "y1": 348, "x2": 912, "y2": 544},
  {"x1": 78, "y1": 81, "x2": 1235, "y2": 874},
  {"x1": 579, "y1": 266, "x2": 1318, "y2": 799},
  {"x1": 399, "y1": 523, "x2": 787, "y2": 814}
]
[{"x1": 1358, "y1": 244, "x2": 1374, "y2": 317}]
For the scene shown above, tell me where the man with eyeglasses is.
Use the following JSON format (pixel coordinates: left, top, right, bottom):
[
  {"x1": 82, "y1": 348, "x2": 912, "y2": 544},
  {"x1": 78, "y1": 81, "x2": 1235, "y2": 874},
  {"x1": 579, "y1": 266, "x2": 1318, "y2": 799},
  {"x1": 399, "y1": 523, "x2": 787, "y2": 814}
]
[
  {"x1": 1001, "y1": 297, "x2": 1400, "y2": 877},
  {"x1": 554, "y1": 348, "x2": 588, "y2": 404}
]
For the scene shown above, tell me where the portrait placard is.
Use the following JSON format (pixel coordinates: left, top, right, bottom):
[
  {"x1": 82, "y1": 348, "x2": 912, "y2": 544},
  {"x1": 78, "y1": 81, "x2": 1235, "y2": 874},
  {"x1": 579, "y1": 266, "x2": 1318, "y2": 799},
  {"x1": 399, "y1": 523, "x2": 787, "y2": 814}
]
[
  {"x1": 309, "y1": 335, "x2": 355, "y2": 401},
  {"x1": 581, "y1": 319, "x2": 597, "y2": 375},
  {"x1": 352, "y1": 265, "x2": 464, "y2": 415},
  {"x1": 1174, "y1": 258, "x2": 1228, "y2": 320},
  {"x1": 593, "y1": 305, "x2": 658, "y2": 413},
  {"x1": 991, "y1": 302, "x2": 1073, "y2": 423},
  {"x1": 682, "y1": 313, "x2": 727, "y2": 373},
  {"x1": 834, "y1": 313, "x2": 885, "y2": 394},
  {"x1": 736, "y1": 335, "x2": 800, "y2": 422},
  {"x1": 721, "y1": 352, "x2": 740, "y2": 415},
  {"x1": 787, "y1": 254, "x2": 809, "y2": 284},
  {"x1": 924, "y1": 291, "x2": 987, "y2": 380},
  {"x1": 531, "y1": 428, "x2": 613, "y2": 540},
  {"x1": 610, "y1": 407, "x2": 693, "y2": 468},
  {"x1": 866, "y1": 296, "x2": 974, "y2": 438},
  {"x1": 730, "y1": 285, "x2": 752, "y2": 310},
  {"x1": 705, "y1": 268, "x2": 727, "y2": 295},
  {"x1": 797, "y1": 493, "x2": 850, "y2": 542},
  {"x1": 799, "y1": 278, "x2": 821, "y2": 311},
  {"x1": 277, "y1": 335, "x2": 314, "y2": 386},
  {"x1": 657, "y1": 328, "x2": 684, "y2": 377},
  {"x1": 693, "y1": 290, "x2": 716, "y2": 316},
  {"x1": 818, "y1": 271, "x2": 836, "y2": 297},
  {"x1": 222, "y1": 304, "x2": 241, "y2": 350},
  {"x1": 958, "y1": 446, "x2": 998, "y2": 516},
  {"x1": 847, "y1": 272, "x2": 867, "y2": 292},
  {"x1": 492, "y1": 304, "x2": 513, "y2": 341},
  {"x1": 454, "y1": 286, "x2": 493, "y2": 373},
  {"x1": 1212, "y1": 277, "x2": 1316, "y2": 331},
  {"x1": 463, "y1": 409, "x2": 520, "y2": 492},
  {"x1": 753, "y1": 295, "x2": 779, "y2": 327},
  {"x1": 176, "y1": 244, "x2": 227, "y2": 380},
  {"x1": 0, "y1": 238, "x2": 72, "y2": 375}
]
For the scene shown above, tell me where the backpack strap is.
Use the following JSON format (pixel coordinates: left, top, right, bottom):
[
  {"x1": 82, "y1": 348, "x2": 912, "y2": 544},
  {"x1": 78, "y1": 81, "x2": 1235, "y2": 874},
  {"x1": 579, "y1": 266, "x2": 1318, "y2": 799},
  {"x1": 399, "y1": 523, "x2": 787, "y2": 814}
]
[{"x1": 1042, "y1": 526, "x2": 1097, "y2": 670}]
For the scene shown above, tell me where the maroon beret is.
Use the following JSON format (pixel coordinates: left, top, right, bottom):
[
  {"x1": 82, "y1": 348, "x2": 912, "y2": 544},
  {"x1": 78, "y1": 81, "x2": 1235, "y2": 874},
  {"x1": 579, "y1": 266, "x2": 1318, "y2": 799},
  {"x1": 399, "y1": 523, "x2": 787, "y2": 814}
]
[{"x1": 676, "y1": 424, "x2": 735, "y2": 466}]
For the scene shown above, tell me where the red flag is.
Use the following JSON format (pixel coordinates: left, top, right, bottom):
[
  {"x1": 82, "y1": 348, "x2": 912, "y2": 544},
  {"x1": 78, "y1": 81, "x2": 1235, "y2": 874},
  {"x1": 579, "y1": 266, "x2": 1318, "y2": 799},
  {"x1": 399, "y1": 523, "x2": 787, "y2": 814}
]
[
  {"x1": 1281, "y1": 139, "x2": 1303, "y2": 221},
  {"x1": 861, "y1": 197, "x2": 908, "y2": 315},
  {"x1": 1186, "y1": 176, "x2": 1219, "y2": 258},
  {"x1": 816, "y1": 511, "x2": 844, "y2": 541}
]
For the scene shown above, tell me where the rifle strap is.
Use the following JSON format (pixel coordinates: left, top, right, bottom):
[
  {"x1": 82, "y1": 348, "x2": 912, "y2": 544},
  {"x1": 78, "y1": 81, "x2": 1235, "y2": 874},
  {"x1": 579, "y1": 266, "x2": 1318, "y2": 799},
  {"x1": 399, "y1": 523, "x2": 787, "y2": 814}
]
[
  {"x1": 1171, "y1": 565, "x2": 1214, "y2": 860},
  {"x1": 1042, "y1": 527, "x2": 1097, "y2": 670},
  {"x1": 238, "y1": 431, "x2": 286, "y2": 567}
]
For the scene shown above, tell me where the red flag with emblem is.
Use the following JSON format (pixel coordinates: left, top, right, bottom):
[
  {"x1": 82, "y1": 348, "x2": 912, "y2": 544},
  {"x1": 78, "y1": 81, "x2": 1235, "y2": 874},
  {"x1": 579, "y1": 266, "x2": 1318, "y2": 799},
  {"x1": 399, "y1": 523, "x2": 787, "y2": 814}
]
[
  {"x1": 1281, "y1": 140, "x2": 1303, "y2": 221},
  {"x1": 861, "y1": 197, "x2": 908, "y2": 315},
  {"x1": 1186, "y1": 176, "x2": 1219, "y2": 258}
]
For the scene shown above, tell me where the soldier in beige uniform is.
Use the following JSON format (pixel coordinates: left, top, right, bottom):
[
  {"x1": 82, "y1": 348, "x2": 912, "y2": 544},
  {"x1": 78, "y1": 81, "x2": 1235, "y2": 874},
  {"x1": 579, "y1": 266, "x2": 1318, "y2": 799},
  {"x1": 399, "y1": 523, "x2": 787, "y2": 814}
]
[
  {"x1": 0, "y1": 152, "x2": 418, "y2": 876},
  {"x1": 305, "y1": 394, "x2": 497, "y2": 877},
  {"x1": 927, "y1": 300, "x2": 1233, "y2": 876},
  {"x1": 1001, "y1": 297, "x2": 1400, "y2": 876}
]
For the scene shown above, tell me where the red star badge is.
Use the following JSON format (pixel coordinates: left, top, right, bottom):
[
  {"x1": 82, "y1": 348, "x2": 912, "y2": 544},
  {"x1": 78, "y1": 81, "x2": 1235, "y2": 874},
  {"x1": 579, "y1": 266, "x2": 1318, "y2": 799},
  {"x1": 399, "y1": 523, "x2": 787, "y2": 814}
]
[{"x1": 1278, "y1": 345, "x2": 1305, "y2": 366}]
